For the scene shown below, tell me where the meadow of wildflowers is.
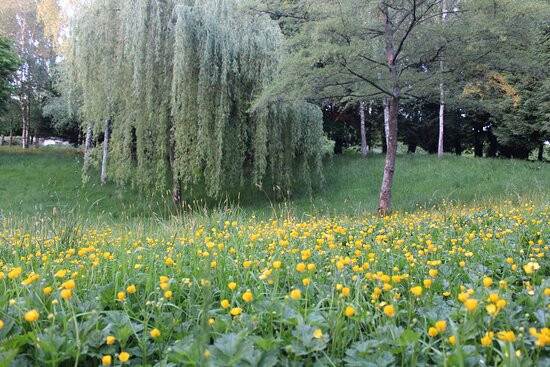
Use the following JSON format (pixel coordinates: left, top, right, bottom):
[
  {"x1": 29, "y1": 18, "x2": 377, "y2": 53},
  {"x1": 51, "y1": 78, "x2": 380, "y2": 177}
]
[{"x1": 0, "y1": 202, "x2": 548, "y2": 366}]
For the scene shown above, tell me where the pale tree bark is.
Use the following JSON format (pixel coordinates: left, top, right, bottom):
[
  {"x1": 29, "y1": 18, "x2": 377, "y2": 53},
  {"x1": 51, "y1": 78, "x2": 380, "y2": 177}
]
[
  {"x1": 9, "y1": 128, "x2": 13, "y2": 145},
  {"x1": 438, "y1": 0, "x2": 447, "y2": 158},
  {"x1": 378, "y1": 3, "x2": 401, "y2": 216},
  {"x1": 0, "y1": 135, "x2": 4, "y2": 146},
  {"x1": 359, "y1": 100, "x2": 368, "y2": 158},
  {"x1": 100, "y1": 118, "x2": 110, "y2": 185},
  {"x1": 83, "y1": 124, "x2": 93, "y2": 172},
  {"x1": 20, "y1": 98, "x2": 29, "y2": 148},
  {"x1": 383, "y1": 98, "x2": 390, "y2": 148}
]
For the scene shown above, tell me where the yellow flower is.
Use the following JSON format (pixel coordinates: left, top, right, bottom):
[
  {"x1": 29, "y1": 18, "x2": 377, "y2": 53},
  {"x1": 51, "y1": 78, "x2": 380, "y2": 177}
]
[
  {"x1": 435, "y1": 320, "x2": 446, "y2": 332},
  {"x1": 459, "y1": 261, "x2": 465, "y2": 267},
  {"x1": 529, "y1": 327, "x2": 550, "y2": 347},
  {"x1": 43, "y1": 286, "x2": 52, "y2": 295},
  {"x1": 544, "y1": 288, "x2": 550, "y2": 296},
  {"x1": 150, "y1": 328, "x2": 161, "y2": 338},
  {"x1": 307, "y1": 264, "x2": 315, "y2": 271},
  {"x1": 117, "y1": 292, "x2": 125, "y2": 301},
  {"x1": 481, "y1": 331, "x2": 494, "y2": 347},
  {"x1": 302, "y1": 278, "x2": 310, "y2": 286},
  {"x1": 496, "y1": 299, "x2": 506, "y2": 309},
  {"x1": 383, "y1": 304, "x2": 395, "y2": 317},
  {"x1": 290, "y1": 289, "x2": 301, "y2": 300},
  {"x1": 165, "y1": 258, "x2": 174, "y2": 266},
  {"x1": 230, "y1": 307, "x2": 242, "y2": 316},
  {"x1": 160, "y1": 282, "x2": 169, "y2": 290},
  {"x1": 497, "y1": 331, "x2": 516, "y2": 342},
  {"x1": 423, "y1": 279, "x2": 432, "y2": 288},
  {"x1": 243, "y1": 260, "x2": 252, "y2": 269},
  {"x1": 448, "y1": 336, "x2": 456, "y2": 345},
  {"x1": 210, "y1": 261, "x2": 217, "y2": 268},
  {"x1": 106, "y1": 335, "x2": 115, "y2": 345},
  {"x1": 242, "y1": 290, "x2": 253, "y2": 302},
  {"x1": 410, "y1": 286, "x2": 423, "y2": 297},
  {"x1": 296, "y1": 263, "x2": 306, "y2": 272},
  {"x1": 488, "y1": 293, "x2": 499, "y2": 303},
  {"x1": 228, "y1": 282, "x2": 237, "y2": 290},
  {"x1": 486, "y1": 304, "x2": 498, "y2": 317},
  {"x1": 428, "y1": 327, "x2": 438, "y2": 337},
  {"x1": 483, "y1": 277, "x2": 493, "y2": 288},
  {"x1": 24, "y1": 309, "x2": 39, "y2": 322},
  {"x1": 54, "y1": 269, "x2": 67, "y2": 278},
  {"x1": 429, "y1": 269, "x2": 438, "y2": 277},
  {"x1": 464, "y1": 298, "x2": 478, "y2": 311},
  {"x1": 341, "y1": 287, "x2": 350, "y2": 297},
  {"x1": 313, "y1": 328, "x2": 323, "y2": 339},
  {"x1": 164, "y1": 290, "x2": 172, "y2": 299},
  {"x1": 62, "y1": 279, "x2": 76, "y2": 289},
  {"x1": 273, "y1": 261, "x2": 282, "y2": 269},
  {"x1": 499, "y1": 280, "x2": 507, "y2": 288},
  {"x1": 61, "y1": 289, "x2": 72, "y2": 300},
  {"x1": 0, "y1": 320, "x2": 4, "y2": 330},
  {"x1": 208, "y1": 318, "x2": 215, "y2": 325},
  {"x1": 126, "y1": 285, "x2": 136, "y2": 294},
  {"x1": 523, "y1": 261, "x2": 540, "y2": 274},
  {"x1": 221, "y1": 299, "x2": 230, "y2": 308},
  {"x1": 102, "y1": 355, "x2": 112, "y2": 366},
  {"x1": 118, "y1": 352, "x2": 130, "y2": 363},
  {"x1": 344, "y1": 306, "x2": 355, "y2": 317},
  {"x1": 159, "y1": 276, "x2": 169, "y2": 283}
]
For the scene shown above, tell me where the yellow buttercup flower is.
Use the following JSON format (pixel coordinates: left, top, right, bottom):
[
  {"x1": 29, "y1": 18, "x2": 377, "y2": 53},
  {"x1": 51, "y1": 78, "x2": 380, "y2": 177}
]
[
  {"x1": 24, "y1": 309, "x2": 39, "y2": 322},
  {"x1": 242, "y1": 290, "x2": 253, "y2": 302},
  {"x1": 228, "y1": 282, "x2": 237, "y2": 290},
  {"x1": 102, "y1": 355, "x2": 112, "y2": 366},
  {"x1": 464, "y1": 298, "x2": 478, "y2": 311},
  {"x1": 428, "y1": 327, "x2": 438, "y2": 337},
  {"x1": 481, "y1": 331, "x2": 494, "y2": 347},
  {"x1": 410, "y1": 286, "x2": 423, "y2": 297},
  {"x1": 290, "y1": 289, "x2": 301, "y2": 300},
  {"x1": 126, "y1": 285, "x2": 136, "y2": 294},
  {"x1": 106, "y1": 336, "x2": 115, "y2": 345},
  {"x1": 150, "y1": 328, "x2": 161, "y2": 338},
  {"x1": 313, "y1": 328, "x2": 323, "y2": 339},
  {"x1": 118, "y1": 352, "x2": 130, "y2": 363},
  {"x1": 61, "y1": 288, "x2": 72, "y2": 300},
  {"x1": 221, "y1": 299, "x2": 230, "y2": 308},
  {"x1": 230, "y1": 307, "x2": 242, "y2": 316},
  {"x1": 383, "y1": 304, "x2": 395, "y2": 317},
  {"x1": 344, "y1": 306, "x2": 355, "y2": 317},
  {"x1": 497, "y1": 331, "x2": 516, "y2": 342},
  {"x1": 435, "y1": 320, "x2": 446, "y2": 332}
]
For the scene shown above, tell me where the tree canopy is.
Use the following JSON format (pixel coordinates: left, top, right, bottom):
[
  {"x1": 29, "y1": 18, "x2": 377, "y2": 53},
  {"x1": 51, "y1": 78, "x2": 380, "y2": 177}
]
[{"x1": 65, "y1": 0, "x2": 324, "y2": 199}]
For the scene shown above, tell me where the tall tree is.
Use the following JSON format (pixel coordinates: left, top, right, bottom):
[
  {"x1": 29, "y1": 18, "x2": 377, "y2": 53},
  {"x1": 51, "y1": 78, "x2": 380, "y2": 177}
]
[
  {"x1": 256, "y1": 0, "x2": 448, "y2": 214},
  {"x1": 65, "y1": 0, "x2": 324, "y2": 200}
]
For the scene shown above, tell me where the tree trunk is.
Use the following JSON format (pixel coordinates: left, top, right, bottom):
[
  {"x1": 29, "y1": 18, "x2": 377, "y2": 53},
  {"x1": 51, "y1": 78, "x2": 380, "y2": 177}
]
[
  {"x1": 378, "y1": 4, "x2": 400, "y2": 216},
  {"x1": 0, "y1": 135, "x2": 3, "y2": 146},
  {"x1": 359, "y1": 100, "x2": 368, "y2": 158},
  {"x1": 9, "y1": 128, "x2": 13, "y2": 146},
  {"x1": 379, "y1": 96, "x2": 399, "y2": 215},
  {"x1": 83, "y1": 124, "x2": 93, "y2": 172},
  {"x1": 20, "y1": 98, "x2": 29, "y2": 148},
  {"x1": 383, "y1": 99, "x2": 390, "y2": 149},
  {"x1": 537, "y1": 143, "x2": 544, "y2": 161},
  {"x1": 100, "y1": 118, "x2": 110, "y2": 185},
  {"x1": 34, "y1": 133, "x2": 39, "y2": 148},
  {"x1": 438, "y1": 0, "x2": 447, "y2": 158}
]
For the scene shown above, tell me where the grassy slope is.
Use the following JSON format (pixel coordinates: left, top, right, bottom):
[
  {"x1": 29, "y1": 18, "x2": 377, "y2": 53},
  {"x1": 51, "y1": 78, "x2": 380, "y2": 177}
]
[{"x1": 1, "y1": 146, "x2": 549, "y2": 220}]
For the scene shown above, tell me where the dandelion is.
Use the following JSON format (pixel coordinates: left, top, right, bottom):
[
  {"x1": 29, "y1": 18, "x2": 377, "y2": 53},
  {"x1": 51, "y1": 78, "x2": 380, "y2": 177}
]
[
  {"x1": 296, "y1": 263, "x2": 306, "y2": 272},
  {"x1": 106, "y1": 336, "x2": 115, "y2": 345},
  {"x1": 164, "y1": 290, "x2": 172, "y2": 299},
  {"x1": 228, "y1": 282, "x2": 237, "y2": 290},
  {"x1": 150, "y1": 328, "x2": 161, "y2": 338},
  {"x1": 126, "y1": 285, "x2": 136, "y2": 294},
  {"x1": 101, "y1": 355, "x2": 112, "y2": 366},
  {"x1": 483, "y1": 277, "x2": 493, "y2": 288},
  {"x1": 221, "y1": 299, "x2": 230, "y2": 308},
  {"x1": 43, "y1": 286, "x2": 52, "y2": 295},
  {"x1": 117, "y1": 292, "x2": 125, "y2": 301},
  {"x1": 273, "y1": 261, "x2": 282, "y2": 269},
  {"x1": 448, "y1": 336, "x2": 456, "y2": 345},
  {"x1": 428, "y1": 327, "x2": 438, "y2": 337}
]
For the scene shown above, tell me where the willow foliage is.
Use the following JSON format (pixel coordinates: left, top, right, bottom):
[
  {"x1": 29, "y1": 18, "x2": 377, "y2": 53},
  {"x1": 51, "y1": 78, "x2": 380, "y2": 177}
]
[{"x1": 66, "y1": 0, "x2": 324, "y2": 198}]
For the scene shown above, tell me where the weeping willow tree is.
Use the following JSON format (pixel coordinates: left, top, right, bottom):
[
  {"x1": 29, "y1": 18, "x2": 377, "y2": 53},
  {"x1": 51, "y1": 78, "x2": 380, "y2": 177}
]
[{"x1": 64, "y1": 0, "x2": 323, "y2": 201}]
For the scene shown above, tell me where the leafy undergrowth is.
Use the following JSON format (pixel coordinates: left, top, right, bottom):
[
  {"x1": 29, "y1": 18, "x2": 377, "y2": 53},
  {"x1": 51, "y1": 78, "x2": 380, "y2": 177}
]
[{"x1": 0, "y1": 202, "x2": 548, "y2": 366}]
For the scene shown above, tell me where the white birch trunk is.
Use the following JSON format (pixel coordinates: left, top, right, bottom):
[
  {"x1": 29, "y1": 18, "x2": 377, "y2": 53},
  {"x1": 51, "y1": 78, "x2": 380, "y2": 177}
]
[
  {"x1": 84, "y1": 124, "x2": 93, "y2": 173},
  {"x1": 100, "y1": 118, "x2": 110, "y2": 185},
  {"x1": 383, "y1": 99, "x2": 390, "y2": 149},
  {"x1": 359, "y1": 100, "x2": 368, "y2": 158},
  {"x1": 438, "y1": 0, "x2": 447, "y2": 158}
]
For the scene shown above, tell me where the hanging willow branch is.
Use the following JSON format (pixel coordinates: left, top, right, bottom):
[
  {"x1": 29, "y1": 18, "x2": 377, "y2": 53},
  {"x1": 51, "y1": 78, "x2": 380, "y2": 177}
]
[{"x1": 65, "y1": 0, "x2": 324, "y2": 199}]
